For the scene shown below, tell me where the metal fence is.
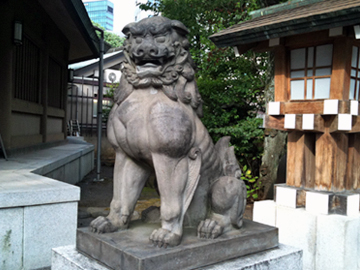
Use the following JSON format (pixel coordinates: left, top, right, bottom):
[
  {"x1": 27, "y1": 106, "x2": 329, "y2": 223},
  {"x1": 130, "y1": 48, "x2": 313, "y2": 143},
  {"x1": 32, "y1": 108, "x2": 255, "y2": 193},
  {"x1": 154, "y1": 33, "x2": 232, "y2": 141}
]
[{"x1": 67, "y1": 77, "x2": 110, "y2": 137}]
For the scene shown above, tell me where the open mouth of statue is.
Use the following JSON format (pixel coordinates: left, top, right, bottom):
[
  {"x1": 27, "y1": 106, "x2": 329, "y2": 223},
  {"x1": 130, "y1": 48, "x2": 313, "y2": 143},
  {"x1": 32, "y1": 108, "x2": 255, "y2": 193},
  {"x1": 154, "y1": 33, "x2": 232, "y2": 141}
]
[{"x1": 135, "y1": 58, "x2": 165, "y2": 75}]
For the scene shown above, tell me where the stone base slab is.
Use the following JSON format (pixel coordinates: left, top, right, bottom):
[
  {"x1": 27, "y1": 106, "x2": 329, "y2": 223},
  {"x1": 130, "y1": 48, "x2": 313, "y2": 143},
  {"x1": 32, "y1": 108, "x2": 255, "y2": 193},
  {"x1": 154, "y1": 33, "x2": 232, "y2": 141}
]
[
  {"x1": 53, "y1": 244, "x2": 302, "y2": 270},
  {"x1": 76, "y1": 219, "x2": 278, "y2": 270}
]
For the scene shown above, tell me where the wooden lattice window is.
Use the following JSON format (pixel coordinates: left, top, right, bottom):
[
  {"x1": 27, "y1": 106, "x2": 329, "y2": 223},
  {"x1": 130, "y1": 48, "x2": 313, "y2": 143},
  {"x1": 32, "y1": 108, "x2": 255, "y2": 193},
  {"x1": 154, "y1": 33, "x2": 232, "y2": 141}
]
[
  {"x1": 289, "y1": 44, "x2": 333, "y2": 100},
  {"x1": 48, "y1": 57, "x2": 64, "y2": 108},
  {"x1": 14, "y1": 36, "x2": 40, "y2": 103},
  {"x1": 349, "y1": 46, "x2": 360, "y2": 100}
]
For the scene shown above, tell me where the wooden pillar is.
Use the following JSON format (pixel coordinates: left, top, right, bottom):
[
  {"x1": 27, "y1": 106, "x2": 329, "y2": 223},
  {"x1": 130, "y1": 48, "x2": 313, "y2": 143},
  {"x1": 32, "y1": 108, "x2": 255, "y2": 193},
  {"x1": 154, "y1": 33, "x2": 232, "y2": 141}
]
[
  {"x1": 330, "y1": 37, "x2": 352, "y2": 100},
  {"x1": 274, "y1": 45, "x2": 288, "y2": 102},
  {"x1": 315, "y1": 132, "x2": 348, "y2": 191},
  {"x1": 346, "y1": 133, "x2": 360, "y2": 190},
  {"x1": 286, "y1": 131, "x2": 315, "y2": 188}
]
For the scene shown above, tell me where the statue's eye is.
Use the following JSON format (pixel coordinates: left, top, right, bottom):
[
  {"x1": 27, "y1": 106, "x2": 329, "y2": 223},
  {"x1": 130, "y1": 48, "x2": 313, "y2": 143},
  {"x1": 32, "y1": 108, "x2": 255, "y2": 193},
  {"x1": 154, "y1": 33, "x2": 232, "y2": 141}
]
[
  {"x1": 136, "y1": 37, "x2": 142, "y2": 44},
  {"x1": 155, "y1": 36, "x2": 166, "y2": 43}
]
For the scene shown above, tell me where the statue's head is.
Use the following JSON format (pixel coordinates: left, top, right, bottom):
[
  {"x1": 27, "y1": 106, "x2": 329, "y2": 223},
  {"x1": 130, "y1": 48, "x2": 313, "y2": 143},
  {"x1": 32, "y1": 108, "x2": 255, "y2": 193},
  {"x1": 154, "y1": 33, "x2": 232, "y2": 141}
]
[
  {"x1": 117, "y1": 16, "x2": 202, "y2": 117},
  {"x1": 121, "y1": 16, "x2": 195, "y2": 88}
]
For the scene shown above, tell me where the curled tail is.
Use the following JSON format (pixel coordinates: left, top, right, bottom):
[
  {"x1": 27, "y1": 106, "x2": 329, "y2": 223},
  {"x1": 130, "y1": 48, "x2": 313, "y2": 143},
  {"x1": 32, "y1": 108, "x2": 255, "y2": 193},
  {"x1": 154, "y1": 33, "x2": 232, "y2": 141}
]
[{"x1": 215, "y1": 136, "x2": 241, "y2": 179}]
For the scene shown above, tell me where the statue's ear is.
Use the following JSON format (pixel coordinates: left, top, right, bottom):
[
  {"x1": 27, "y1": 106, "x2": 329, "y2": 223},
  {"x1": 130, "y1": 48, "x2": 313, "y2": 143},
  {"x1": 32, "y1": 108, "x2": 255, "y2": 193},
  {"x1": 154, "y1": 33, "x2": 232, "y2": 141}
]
[
  {"x1": 122, "y1": 22, "x2": 136, "y2": 36},
  {"x1": 171, "y1": 20, "x2": 189, "y2": 36}
]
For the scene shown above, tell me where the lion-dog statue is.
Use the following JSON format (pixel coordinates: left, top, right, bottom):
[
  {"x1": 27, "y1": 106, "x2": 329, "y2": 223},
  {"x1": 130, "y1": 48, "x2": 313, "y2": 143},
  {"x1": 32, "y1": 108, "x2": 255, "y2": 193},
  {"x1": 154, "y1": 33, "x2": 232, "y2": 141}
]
[{"x1": 90, "y1": 16, "x2": 247, "y2": 248}]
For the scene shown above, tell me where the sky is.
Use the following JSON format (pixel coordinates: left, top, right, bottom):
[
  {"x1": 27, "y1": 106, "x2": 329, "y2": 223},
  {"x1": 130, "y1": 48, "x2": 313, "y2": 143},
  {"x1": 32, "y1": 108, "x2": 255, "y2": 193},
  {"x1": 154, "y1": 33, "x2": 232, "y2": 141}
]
[{"x1": 113, "y1": 0, "x2": 137, "y2": 36}]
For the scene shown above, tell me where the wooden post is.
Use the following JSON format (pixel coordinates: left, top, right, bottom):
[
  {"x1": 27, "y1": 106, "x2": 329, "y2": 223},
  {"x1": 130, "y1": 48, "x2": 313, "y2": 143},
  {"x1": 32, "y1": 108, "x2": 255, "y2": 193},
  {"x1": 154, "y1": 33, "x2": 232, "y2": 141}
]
[
  {"x1": 274, "y1": 45, "x2": 288, "y2": 102},
  {"x1": 330, "y1": 37, "x2": 352, "y2": 100},
  {"x1": 346, "y1": 133, "x2": 360, "y2": 190},
  {"x1": 286, "y1": 131, "x2": 315, "y2": 188},
  {"x1": 315, "y1": 132, "x2": 348, "y2": 191}
]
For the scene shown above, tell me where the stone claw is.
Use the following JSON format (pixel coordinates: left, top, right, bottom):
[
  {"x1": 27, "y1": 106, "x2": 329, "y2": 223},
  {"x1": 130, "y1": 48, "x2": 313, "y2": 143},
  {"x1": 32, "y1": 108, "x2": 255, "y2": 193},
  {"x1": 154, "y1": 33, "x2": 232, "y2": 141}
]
[
  {"x1": 197, "y1": 219, "x2": 223, "y2": 239},
  {"x1": 89, "y1": 216, "x2": 118, "y2": 234},
  {"x1": 149, "y1": 228, "x2": 181, "y2": 248}
]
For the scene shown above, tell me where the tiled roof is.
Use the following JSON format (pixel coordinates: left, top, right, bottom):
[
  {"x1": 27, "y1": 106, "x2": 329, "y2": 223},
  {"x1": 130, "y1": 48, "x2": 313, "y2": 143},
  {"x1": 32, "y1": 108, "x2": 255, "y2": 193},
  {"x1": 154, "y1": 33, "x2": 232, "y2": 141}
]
[{"x1": 210, "y1": 0, "x2": 360, "y2": 48}]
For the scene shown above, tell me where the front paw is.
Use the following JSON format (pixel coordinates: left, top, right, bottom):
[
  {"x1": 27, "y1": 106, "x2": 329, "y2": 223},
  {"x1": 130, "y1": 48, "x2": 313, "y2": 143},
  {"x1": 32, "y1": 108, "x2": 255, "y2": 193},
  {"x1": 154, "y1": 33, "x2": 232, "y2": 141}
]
[
  {"x1": 149, "y1": 228, "x2": 181, "y2": 248},
  {"x1": 197, "y1": 219, "x2": 223, "y2": 239},
  {"x1": 90, "y1": 216, "x2": 118, "y2": 233}
]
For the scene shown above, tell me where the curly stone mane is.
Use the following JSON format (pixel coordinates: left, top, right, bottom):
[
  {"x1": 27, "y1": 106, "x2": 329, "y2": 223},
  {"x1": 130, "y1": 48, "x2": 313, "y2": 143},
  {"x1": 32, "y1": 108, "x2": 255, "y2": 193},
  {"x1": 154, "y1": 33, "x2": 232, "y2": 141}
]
[{"x1": 115, "y1": 16, "x2": 203, "y2": 117}]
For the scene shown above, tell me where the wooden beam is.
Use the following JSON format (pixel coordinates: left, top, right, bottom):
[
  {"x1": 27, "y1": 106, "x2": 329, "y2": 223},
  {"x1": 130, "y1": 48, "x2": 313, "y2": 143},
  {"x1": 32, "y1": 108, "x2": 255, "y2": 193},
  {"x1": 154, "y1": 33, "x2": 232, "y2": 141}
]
[
  {"x1": 303, "y1": 114, "x2": 325, "y2": 133},
  {"x1": 280, "y1": 100, "x2": 354, "y2": 115},
  {"x1": 339, "y1": 100, "x2": 350, "y2": 114},
  {"x1": 266, "y1": 114, "x2": 325, "y2": 132},
  {"x1": 284, "y1": 30, "x2": 330, "y2": 48},
  {"x1": 265, "y1": 115, "x2": 287, "y2": 131},
  {"x1": 283, "y1": 101, "x2": 323, "y2": 114}
]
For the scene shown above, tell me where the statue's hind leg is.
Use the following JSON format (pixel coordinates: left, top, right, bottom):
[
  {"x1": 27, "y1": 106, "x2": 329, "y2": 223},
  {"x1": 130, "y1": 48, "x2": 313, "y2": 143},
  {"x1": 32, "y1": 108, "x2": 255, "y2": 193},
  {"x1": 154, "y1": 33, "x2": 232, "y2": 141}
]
[
  {"x1": 197, "y1": 176, "x2": 247, "y2": 239},
  {"x1": 90, "y1": 150, "x2": 151, "y2": 233}
]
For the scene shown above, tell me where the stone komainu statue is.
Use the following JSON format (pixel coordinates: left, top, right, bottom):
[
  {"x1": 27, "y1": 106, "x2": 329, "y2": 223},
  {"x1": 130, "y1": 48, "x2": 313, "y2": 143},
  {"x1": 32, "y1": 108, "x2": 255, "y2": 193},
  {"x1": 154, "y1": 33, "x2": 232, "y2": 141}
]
[{"x1": 90, "y1": 16, "x2": 247, "y2": 248}]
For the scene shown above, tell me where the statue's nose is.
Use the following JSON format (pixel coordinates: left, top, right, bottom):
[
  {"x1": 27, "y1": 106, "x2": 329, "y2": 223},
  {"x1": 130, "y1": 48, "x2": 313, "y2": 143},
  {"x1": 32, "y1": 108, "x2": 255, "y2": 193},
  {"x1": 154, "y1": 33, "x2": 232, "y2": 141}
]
[{"x1": 136, "y1": 40, "x2": 159, "y2": 57}]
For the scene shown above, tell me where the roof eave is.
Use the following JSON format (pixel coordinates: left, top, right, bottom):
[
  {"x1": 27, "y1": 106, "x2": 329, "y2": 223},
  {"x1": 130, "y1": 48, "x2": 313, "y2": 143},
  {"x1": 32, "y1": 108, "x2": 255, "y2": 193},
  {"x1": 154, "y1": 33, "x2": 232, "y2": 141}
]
[
  {"x1": 39, "y1": 0, "x2": 111, "y2": 64},
  {"x1": 210, "y1": 8, "x2": 360, "y2": 49},
  {"x1": 64, "y1": 0, "x2": 111, "y2": 61}
]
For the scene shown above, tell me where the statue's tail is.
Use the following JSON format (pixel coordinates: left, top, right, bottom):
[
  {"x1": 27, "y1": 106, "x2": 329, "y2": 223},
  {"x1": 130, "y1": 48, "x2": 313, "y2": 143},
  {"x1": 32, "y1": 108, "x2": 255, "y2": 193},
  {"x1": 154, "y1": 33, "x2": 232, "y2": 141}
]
[{"x1": 215, "y1": 136, "x2": 241, "y2": 179}]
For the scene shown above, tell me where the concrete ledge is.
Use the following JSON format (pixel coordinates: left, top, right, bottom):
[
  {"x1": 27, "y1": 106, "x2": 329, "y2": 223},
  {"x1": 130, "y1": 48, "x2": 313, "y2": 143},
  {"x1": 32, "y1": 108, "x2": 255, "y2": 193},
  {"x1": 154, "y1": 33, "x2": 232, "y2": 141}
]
[
  {"x1": 0, "y1": 141, "x2": 94, "y2": 208},
  {"x1": 52, "y1": 244, "x2": 302, "y2": 270},
  {"x1": 32, "y1": 143, "x2": 93, "y2": 176},
  {"x1": 0, "y1": 140, "x2": 94, "y2": 269},
  {"x1": 0, "y1": 172, "x2": 79, "y2": 208}
]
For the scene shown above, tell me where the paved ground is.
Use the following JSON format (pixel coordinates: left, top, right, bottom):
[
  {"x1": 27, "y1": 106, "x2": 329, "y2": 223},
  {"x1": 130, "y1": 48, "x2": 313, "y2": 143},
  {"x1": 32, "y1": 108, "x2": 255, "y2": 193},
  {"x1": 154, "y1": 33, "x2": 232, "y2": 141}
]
[{"x1": 76, "y1": 166, "x2": 253, "y2": 228}]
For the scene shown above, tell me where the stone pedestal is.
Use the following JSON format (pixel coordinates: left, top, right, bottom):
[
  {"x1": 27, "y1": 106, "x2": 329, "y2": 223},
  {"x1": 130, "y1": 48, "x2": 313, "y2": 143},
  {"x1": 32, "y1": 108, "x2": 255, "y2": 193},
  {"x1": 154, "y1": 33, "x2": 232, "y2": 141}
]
[
  {"x1": 75, "y1": 219, "x2": 278, "y2": 270},
  {"x1": 253, "y1": 185, "x2": 360, "y2": 270},
  {"x1": 52, "y1": 244, "x2": 302, "y2": 270}
]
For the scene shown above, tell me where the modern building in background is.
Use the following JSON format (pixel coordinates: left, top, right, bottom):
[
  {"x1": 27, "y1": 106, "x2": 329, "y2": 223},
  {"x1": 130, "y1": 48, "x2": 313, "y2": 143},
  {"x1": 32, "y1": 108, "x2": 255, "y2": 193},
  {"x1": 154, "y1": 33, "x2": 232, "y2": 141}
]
[{"x1": 83, "y1": 0, "x2": 114, "y2": 31}]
